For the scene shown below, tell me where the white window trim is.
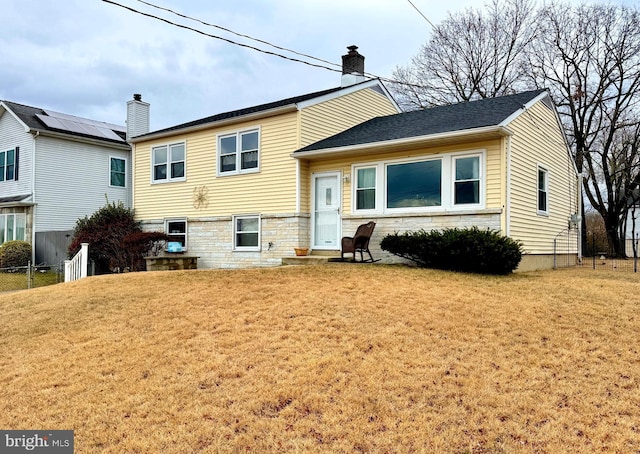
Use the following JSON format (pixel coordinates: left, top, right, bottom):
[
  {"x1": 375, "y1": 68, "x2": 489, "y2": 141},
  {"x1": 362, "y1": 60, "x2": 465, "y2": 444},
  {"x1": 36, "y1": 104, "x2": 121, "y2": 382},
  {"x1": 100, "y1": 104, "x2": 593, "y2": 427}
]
[
  {"x1": 151, "y1": 142, "x2": 186, "y2": 184},
  {"x1": 350, "y1": 150, "x2": 486, "y2": 215},
  {"x1": 164, "y1": 218, "x2": 188, "y2": 252},
  {"x1": 352, "y1": 165, "x2": 379, "y2": 214},
  {"x1": 217, "y1": 127, "x2": 261, "y2": 177},
  {"x1": 452, "y1": 153, "x2": 484, "y2": 208},
  {"x1": 0, "y1": 213, "x2": 26, "y2": 244},
  {"x1": 0, "y1": 149, "x2": 16, "y2": 182},
  {"x1": 109, "y1": 155, "x2": 127, "y2": 188},
  {"x1": 233, "y1": 214, "x2": 261, "y2": 251},
  {"x1": 537, "y1": 164, "x2": 550, "y2": 215}
]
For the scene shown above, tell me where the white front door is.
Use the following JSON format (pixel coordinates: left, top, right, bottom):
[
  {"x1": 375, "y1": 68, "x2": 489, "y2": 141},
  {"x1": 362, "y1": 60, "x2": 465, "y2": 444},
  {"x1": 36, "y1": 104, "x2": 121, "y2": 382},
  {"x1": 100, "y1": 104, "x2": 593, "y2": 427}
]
[{"x1": 312, "y1": 172, "x2": 341, "y2": 249}]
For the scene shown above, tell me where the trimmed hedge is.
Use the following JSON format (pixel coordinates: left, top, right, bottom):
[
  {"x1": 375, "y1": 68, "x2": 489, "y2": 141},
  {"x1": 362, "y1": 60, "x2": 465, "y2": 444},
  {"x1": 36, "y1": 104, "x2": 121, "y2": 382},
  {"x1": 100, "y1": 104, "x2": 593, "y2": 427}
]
[
  {"x1": 0, "y1": 240, "x2": 32, "y2": 268},
  {"x1": 380, "y1": 227, "x2": 523, "y2": 275}
]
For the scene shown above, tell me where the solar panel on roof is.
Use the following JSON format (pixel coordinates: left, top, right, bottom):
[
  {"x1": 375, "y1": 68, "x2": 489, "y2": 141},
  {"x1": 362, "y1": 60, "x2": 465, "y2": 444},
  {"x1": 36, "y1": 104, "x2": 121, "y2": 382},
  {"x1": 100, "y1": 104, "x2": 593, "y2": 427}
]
[
  {"x1": 36, "y1": 113, "x2": 125, "y2": 142},
  {"x1": 44, "y1": 109, "x2": 126, "y2": 133}
]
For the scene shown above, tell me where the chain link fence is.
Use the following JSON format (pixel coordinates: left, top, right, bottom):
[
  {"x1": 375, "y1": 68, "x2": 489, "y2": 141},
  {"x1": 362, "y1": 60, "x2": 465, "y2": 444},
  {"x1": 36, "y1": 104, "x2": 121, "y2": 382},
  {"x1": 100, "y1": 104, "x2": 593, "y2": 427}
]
[
  {"x1": 0, "y1": 262, "x2": 65, "y2": 293},
  {"x1": 554, "y1": 233, "x2": 640, "y2": 273}
]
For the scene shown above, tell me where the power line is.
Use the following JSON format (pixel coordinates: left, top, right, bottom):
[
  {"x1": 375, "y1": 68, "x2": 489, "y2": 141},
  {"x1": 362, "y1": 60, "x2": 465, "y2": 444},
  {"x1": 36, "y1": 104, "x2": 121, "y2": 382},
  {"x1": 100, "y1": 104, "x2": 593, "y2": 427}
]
[
  {"x1": 406, "y1": 0, "x2": 435, "y2": 28},
  {"x1": 133, "y1": 0, "x2": 342, "y2": 70},
  {"x1": 101, "y1": 0, "x2": 342, "y2": 74},
  {"x1": 101, "y1": 0, "x2": 430, "y2": 90}
]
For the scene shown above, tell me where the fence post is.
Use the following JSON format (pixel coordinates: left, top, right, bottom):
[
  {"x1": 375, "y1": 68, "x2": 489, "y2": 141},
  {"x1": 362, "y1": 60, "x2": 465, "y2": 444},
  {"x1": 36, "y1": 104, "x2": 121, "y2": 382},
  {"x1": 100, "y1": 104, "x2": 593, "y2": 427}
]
[
  {"x1": 27, "y1": 261, "x2": 31, "y2": 289},
  {"x1": 553, "y1": 238, "x2": 557, "y2": 270},
  {"x1": 80, "y1": 243, "x2": 89, "y2": 279}
]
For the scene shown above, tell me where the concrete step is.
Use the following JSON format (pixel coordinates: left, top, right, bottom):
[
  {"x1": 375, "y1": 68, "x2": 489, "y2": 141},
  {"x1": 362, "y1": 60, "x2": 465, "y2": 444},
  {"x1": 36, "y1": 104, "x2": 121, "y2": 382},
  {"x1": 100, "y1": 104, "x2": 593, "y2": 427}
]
[{"x1": 282, "y1": 250, "x2": 344, "y2": 266}]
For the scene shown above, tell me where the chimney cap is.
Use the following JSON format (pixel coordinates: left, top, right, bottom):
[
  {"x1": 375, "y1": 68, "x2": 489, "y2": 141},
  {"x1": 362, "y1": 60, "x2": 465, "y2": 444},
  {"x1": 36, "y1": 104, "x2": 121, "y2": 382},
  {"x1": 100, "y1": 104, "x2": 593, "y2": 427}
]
[
  {"x1": 347, "y1": 45, "x2": 359, "y2": 53},
  {"x1": 133, "y1": 93, "x2": 142, "y2": 101}
]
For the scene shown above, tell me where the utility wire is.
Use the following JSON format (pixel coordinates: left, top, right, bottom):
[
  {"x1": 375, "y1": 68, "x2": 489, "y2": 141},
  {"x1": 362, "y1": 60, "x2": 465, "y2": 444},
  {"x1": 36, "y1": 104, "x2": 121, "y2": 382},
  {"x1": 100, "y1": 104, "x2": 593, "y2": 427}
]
[
  {"x1": 102, "y1": 0, "x2": 342, "y2": 73},
  {"x1": 102, "y1": 0, "x2": 430, "y2": 90},
  {"x1": 134, "y1": 0, "x2": 342, "y2": 70},
  {"x1": 406, "y1": 0, "x2": 436, "y2": 28}
]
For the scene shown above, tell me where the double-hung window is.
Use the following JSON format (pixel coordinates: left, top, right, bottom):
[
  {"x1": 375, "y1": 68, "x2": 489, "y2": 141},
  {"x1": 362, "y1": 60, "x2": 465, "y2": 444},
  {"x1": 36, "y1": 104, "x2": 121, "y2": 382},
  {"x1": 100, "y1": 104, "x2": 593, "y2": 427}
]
[
  {"x1": 233, "y1": 215, "x2": 260, "y2": 251},
  {"x1": 152, "y1": 143, "x2": 185, "y2": 183},
  {"x1": 355, "y1": 167, "x2": 377, "y2": 211},
  {"x1": 453, "y1": 155, "x2": 481, "y2": 205},
  {"x1": 538, "y1": 166, "x2": 549, "y2": 214},
  {"x1": 0, "y1": 213, "x2": 26, "y2": 245},
  {"x1": 110, "y1": 157, "x2": 126, "y2": 187},
  {"x1": 165, "y1": 219, "x2": 187, "y2": 251},
  {"x1": 0, "y1": 149, "x2": 16, "y2": 182},
  {"x1": 218, "y1": 129, "x2": 259, "y2": 175}
]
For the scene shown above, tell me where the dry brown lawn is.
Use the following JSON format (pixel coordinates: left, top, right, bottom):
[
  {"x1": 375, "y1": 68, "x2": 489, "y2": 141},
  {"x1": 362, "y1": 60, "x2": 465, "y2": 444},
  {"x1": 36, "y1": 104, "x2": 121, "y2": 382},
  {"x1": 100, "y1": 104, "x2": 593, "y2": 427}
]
[{"x1": 0, "y1": 264, "x2": 638, "y2": 453}]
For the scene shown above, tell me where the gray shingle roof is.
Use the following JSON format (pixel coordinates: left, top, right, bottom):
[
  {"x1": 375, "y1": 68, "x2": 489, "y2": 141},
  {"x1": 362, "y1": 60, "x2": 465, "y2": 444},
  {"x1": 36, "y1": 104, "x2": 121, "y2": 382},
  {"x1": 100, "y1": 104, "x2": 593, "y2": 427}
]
[
  {"x1": 1, "y1": 100, "x2": 127, "y2": 144},
  {"x1": 135, "y1": 82, "x2": 373, "y2": 138},
  {"x1": 296, "y1": 89, "x2": 547, "y2": 153}
]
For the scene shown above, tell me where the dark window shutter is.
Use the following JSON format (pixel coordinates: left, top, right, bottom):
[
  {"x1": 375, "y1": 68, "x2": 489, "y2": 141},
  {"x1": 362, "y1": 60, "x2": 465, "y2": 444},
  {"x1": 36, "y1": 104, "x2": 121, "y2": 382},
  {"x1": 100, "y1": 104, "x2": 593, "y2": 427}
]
[{"x1": 15, "y1": 147, "x2": 19, "y2": 181}]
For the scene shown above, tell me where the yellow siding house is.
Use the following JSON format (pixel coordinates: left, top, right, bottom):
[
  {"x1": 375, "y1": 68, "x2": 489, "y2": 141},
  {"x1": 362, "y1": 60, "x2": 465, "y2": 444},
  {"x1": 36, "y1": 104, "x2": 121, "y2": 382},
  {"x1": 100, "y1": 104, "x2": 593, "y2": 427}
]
[
  {"x1": 129, "y1": 47, "x2": 402, "y2": 269},
  {"x1": 294, "y1": 90, "x2": 581, "y2": 271}
]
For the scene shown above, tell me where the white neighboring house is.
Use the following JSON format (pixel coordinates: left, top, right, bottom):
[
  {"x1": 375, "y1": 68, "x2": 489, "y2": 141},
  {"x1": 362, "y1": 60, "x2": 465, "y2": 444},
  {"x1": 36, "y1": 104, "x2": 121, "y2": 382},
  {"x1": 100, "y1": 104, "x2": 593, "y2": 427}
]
[{"x1": 0, "y1": 98, "x2": 144, "y2": 265}]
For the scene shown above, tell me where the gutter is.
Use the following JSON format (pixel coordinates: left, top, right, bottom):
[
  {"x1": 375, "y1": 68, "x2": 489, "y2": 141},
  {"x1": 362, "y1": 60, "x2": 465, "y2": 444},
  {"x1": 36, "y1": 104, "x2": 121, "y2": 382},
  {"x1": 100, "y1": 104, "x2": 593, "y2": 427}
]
[
  {"x1": 31, "y1": 129, "x2": 130, "y2": 151},
  {"x1": 292, "y1": 125, "x2": 513, "y2": 159},
  {"x1": 130, "y1": 104, "x2": 299, "y2": 143}
]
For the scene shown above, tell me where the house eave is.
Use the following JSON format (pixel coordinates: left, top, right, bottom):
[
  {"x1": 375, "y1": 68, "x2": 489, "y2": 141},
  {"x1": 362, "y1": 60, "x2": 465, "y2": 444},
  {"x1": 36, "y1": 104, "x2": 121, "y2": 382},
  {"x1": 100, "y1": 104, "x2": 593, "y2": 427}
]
[
  {"x1": 30, "y1": 129, "x2": 130, "y2": 151},
  {"x1": 130, "y1": 104, "x2": 299, "y2": 143},
  {"x1": 292, "y1": 125, "x2": 513, "y2": 160}
]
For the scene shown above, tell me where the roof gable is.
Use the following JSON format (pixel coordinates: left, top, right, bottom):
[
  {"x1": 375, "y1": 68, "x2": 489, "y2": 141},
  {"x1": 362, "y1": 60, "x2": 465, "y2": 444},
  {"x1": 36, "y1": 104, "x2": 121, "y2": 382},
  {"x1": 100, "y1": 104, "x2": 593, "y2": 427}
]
[
  {"x1": 133, "y1": 80, "x2": 396, "y2": 141},
  {"x1": 295, "y1": 90, "x2": 548, "y2": 153}
]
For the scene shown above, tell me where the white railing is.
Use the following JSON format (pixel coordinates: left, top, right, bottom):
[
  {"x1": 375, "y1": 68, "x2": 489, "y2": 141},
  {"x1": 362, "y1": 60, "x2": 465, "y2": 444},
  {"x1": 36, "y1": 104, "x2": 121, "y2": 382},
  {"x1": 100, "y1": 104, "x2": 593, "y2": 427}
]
[{"x1": 64, "y1": 243, "x2": 89, "y2": 282}]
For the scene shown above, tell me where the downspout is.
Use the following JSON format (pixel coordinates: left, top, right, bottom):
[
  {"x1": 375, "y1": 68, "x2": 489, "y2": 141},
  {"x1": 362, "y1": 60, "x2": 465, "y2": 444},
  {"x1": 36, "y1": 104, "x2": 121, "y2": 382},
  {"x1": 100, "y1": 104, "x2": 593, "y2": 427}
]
[
  {"x1": 296, "y1": 159, "x2": 301, "y2": 213},
  {"x1": 31, "y1": 131, "x2": 39, "y2": 265},
  {"x1": 130, "y1": 142, "x2": 135, "y2": 210},
  {"x1": 505, "y1": 135, "x2": 512, "y2": 237}
]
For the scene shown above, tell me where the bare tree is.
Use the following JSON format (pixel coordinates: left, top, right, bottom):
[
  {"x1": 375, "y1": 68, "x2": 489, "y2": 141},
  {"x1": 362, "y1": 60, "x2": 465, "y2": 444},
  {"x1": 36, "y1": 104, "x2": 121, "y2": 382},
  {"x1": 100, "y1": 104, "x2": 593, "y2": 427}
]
[
  {"x1": 527, "y1": 2, "x2": 640, "y2": 256},
  {"x1": 391, "y1": 0, "x2": 535, "y2": 109}
]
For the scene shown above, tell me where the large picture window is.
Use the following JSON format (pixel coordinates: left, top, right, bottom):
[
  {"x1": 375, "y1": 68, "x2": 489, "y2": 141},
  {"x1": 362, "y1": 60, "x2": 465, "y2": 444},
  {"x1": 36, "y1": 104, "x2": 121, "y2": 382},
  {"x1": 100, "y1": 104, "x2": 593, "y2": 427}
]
[
  {"x1": 0, "y1": 213, "x2": 26, "y2": 245},
  {"x1": 387, "y1": 160, "x2": 442, "y2": 209},
  {"x1": 218, "y1": 129, "x2": 259, "y2": 175},
  {"x1": 350, "y1": 151, "x2": 485, "y2": 215},
  {"x1": 110, "y1": 157, "x2": 126, "y2": 187},
  {"x1": 234, "y1": 215, "x2": 260, "y2": 250},
  {"x1": 152, "y1": 143, "x2": 185, "y2": 183}
]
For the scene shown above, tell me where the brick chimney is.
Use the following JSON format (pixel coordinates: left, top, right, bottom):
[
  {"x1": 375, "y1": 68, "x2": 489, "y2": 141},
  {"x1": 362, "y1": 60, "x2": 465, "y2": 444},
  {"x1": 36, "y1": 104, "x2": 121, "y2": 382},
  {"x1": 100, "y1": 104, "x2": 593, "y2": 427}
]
[
  {"x1": 341, "y1": 45, "x2": 366, "y2": 87},
  {"x1": 126, "y1": 93, "x2": 150, "y2": 140}
]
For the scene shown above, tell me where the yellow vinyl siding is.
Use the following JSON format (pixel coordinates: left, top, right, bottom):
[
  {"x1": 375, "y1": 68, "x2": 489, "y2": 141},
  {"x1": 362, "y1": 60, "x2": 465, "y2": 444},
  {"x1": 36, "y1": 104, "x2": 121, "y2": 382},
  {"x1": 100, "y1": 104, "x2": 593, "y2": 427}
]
[
  {"x1": 133, "y1": 111, "x2": 300, "y2": 219},
  {"x1": 300, "y1": 88, "x2": 398, "y2": 148},
  {"x1": 304, "y1": 139, "x2": 504, "y2": 214},
  {"x1": 508, "y1": 101, "x2": 578, "y2": 253}
]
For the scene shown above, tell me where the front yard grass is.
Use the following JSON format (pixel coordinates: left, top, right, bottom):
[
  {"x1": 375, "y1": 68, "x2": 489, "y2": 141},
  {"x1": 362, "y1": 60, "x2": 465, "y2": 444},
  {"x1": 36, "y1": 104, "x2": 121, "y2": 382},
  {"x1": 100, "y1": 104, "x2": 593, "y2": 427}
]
[{"x1": 0, "y1": 265, "x2": 638, "y2": 452}]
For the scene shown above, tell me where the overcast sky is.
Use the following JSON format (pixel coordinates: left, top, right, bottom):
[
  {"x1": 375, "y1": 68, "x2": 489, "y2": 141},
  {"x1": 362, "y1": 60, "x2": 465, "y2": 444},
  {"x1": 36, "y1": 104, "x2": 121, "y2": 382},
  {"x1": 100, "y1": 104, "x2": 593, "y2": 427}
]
[{"x1": 0, "y1": 0, "x2": 636, "y2": 132}]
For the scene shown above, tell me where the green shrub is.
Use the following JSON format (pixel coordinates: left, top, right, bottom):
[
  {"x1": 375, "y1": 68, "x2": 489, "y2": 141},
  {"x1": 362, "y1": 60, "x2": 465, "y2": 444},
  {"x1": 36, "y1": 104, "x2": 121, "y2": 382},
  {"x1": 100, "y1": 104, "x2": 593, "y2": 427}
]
[
  {"x1": 380, "y1": 227, "x2": 523, "y2": 275},
  {"x1": 0, "y1": 240, "x2": 32, "y2": 268},
  {"x1": 68, "y1": 200, "x2": 140, "y2": 274}
]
